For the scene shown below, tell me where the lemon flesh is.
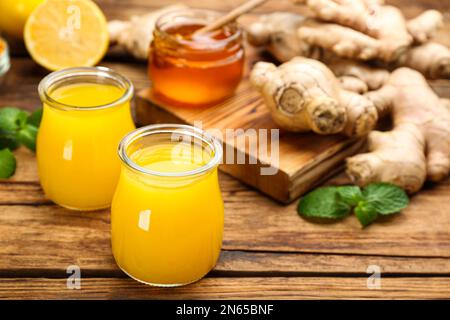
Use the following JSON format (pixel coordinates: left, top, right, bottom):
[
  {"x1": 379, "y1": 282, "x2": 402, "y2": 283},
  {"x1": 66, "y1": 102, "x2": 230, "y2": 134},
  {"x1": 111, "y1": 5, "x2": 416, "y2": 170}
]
[{"x1": 24, "y1": 0, "x2": 109, "y2": 71}]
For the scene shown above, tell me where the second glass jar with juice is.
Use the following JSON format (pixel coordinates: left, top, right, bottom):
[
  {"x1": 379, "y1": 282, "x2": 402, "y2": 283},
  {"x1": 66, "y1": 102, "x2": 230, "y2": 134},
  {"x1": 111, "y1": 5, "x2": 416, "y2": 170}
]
[{"x1": 111, "y1": 125, "x2": 224, "y2": 286}]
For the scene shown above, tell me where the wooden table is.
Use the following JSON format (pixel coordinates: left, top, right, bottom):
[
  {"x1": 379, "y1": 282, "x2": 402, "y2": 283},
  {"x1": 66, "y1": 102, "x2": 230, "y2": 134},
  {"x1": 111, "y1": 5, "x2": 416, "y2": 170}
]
[{"x1": 0, "y1": 0, "x2": 449, "y2": 300}]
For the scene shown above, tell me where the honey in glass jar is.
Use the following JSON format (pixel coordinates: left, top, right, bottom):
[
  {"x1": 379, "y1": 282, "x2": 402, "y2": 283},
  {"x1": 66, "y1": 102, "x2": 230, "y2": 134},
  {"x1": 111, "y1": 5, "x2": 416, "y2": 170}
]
[{"x1": 149, "y1": 9, "x2": 245, "y2": 107}]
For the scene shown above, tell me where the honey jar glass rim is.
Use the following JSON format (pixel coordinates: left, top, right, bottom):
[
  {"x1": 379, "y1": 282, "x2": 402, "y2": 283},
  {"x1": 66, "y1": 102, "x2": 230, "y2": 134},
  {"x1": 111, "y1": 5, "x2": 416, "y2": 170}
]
[
  {"x1": 154, "y1": 8, "x2": 242, "y2": 49},
  {"x1": 38, "y1": 66, "x2": 134, "y2": 111},
  {"x1": 118, "y1": 124, "x2": 223, "y2": 178}
]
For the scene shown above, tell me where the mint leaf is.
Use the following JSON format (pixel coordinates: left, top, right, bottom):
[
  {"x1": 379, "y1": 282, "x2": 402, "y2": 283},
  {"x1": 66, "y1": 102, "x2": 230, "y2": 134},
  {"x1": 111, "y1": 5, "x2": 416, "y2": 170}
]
[
  {"x1": 363, "y1": 183, "x2": 409, "y2": 215},
  {"x1": 0, "y1": 149, "x2": 16, "y2": 178},
  {"x1": 16, "y1": 124, "x2": 38, "y2": 152},
  {"x1": 27, "y1": 108, "x2": 43, "y2": 127},
  {"x1": 355, "y1": 202, "x2": 378, "y2": 227},
  {"x1": 298, "y1": 186, "x2": 351, "y2": 219},
  {"x1": 0, "y1": 136, "x2": 20, "y2": 150},
  {"x1": 337, "y1": 186, "x2": 363, "y2": 207},
  {"x1": 0, "y1": 107, "x2": 29, "y2": 132}
]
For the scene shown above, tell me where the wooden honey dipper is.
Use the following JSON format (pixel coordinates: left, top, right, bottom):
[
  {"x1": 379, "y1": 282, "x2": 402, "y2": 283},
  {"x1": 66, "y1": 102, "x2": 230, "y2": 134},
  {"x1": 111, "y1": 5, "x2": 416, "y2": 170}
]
[{"x1": 192, "y1": 0, "x2": 269, "y2": 37}]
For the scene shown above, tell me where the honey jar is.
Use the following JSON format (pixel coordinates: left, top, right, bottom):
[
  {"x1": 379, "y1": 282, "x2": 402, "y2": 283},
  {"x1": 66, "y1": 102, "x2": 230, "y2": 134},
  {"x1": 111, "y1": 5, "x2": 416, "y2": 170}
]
[{"x1": 149, "y1": 9, "x2": 245, "y2": 107}]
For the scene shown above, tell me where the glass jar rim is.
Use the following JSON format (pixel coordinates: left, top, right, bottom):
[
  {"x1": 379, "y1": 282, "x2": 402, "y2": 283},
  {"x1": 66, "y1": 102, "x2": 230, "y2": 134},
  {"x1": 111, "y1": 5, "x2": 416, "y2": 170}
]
[
  {"x1": 118, "y1": 124, "x2": 223, "y2": 178},
  {"x1": 154, "y1": 8, "x2": 242, "y2": 50},
  {"x1": 38, "y1": 66, "x2": 134, "y2": 111}
]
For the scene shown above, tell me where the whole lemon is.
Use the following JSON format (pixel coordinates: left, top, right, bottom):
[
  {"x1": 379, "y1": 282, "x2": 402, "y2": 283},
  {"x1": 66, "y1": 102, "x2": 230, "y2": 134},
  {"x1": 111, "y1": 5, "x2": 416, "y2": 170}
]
[{"x1": 0, "y1": 0, "x2": 44, "y2": 39}]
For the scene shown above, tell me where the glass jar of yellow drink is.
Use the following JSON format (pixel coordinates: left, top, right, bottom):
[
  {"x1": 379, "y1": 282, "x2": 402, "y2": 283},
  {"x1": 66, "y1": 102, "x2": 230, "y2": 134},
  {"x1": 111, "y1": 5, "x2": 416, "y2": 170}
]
[
  {"x1": 112, "y1": 124, "x2": 224, "y2": 286},
  {"x1": 37, "y1": 67, "x2": 135, "y2": 211}
]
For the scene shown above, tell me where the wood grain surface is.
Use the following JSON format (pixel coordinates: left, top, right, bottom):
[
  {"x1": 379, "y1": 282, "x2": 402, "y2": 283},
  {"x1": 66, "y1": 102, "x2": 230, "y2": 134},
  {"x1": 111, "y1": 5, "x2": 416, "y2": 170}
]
[
  {"x1": 0, "y1": 0, "x2": 449, "y2": 300},
  {"x1": 1, "y1": 277, "x2": 450, "y2": 300}
]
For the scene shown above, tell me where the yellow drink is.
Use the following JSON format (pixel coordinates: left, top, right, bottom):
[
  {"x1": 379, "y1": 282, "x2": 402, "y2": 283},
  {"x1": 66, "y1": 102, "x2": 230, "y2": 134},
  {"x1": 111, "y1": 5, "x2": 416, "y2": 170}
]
[
  {"x1": 37, "y1": 67, "x2": 135, "y2": 210},
  {"x1": 111, "y1": 125, "x2": 224, "y2": 286}
]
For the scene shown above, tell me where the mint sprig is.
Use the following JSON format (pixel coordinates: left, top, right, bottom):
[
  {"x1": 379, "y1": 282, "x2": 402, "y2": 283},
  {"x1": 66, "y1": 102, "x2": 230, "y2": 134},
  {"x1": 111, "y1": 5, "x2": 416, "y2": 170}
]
[
  {"x1": 362, "y1": 183, "x2": 409, "y2": 215},
  {"x1": 17, "y1": 124, "x2": 39, "y2": 152},
  {"x1": 298, "y1": 183, "x2": 409, "y2": 228},
  {"x1": 27, "y1": 108, "x2": 43, "y2": 128},
  {"x1": 337, "y1": 186, "x2": 363, "y2": 207},
  {"x1": 0, "y1": 107, "x2": 42, "y2": 179},
  {"x1": 298, "y1": 187, "x2": 351, "y2": 219},
  {"x1": 354, "y1": 203, "x2": 378, "y2": 227},
  {"x1": 0, "y1": 148, "x2": 16, "y2": 178},
  {"x1": 0, "y1": 107, "x2": 29, "y2": 133}
]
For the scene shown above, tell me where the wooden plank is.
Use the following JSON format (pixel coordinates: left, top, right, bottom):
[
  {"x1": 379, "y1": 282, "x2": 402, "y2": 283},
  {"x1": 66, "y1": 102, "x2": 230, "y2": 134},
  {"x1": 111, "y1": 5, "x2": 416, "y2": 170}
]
[
  {"x1": 1, "y1": 199, "x2": 448, "y2": 258},
  {"x1": 0, "y1": 277, "x2": 449, "y2": 299},
  {"x1": 0, "y1": 184, "x2": 46, "y2": 205},
  {"x1": 0, "y1": 195, "x2": 450, "y2": 257},
  {"x1": 1, "y1": 149, "x2": 450, "y2": 258},
  {"x1": 223, "y1": 179, "x2": 450, "y2": 256},
  {"x1": 2, "y1": 221, "x2": 450, "y2": 277},
  {"x1": 0, "y1": 192, "x2": 450, "y2": 257},
  {"x1": 214, "y1": 251, "x2": 450, "y2": 276}
]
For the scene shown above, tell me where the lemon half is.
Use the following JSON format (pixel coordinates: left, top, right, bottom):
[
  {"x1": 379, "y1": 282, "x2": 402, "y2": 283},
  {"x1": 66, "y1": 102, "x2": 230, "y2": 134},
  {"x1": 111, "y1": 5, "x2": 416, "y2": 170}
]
[{"x1": 24, "y1": 0, "x2": 109, "y2": 71}]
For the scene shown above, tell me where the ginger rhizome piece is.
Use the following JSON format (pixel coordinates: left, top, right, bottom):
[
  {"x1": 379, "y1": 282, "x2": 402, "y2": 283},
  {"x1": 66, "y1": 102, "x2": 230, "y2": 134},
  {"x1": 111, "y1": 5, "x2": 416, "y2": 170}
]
[
  {"x1": 250, "y1": 57, "x2": 378, "y2": 137},
  {"x1": 337, "y1": 76, "x2": 369, "y2": 94},
  {"x1": 406, "y1": 9, "x2": 444, "y2": 44},
  {"x1": 396, "y1": 42, "x2": 450, "y2": 79},
  {"x1": 246, "y1": 12, "x2": 383, "y2": 62},
  {"x1": 246, "y1": 6, "x2": 450, "y2": 79},
  {"x1": 346, "y1": 68, "x2": 450, "y2": 193},
  {"x1": 297, "y1": 20, "x2": 381, "y2": 61},
  {"x1": 246, "y1": 12, "x2": 308, "y2": 62},
  {"x1": 108, "y1": 4, "x2": 187, "y2": 60},
  {"x1": 328, "y1": 60, "x2": 390, "y2": 92},
  {"x1": 299, "y1": 0, "x2": 413, "y2": 62}
]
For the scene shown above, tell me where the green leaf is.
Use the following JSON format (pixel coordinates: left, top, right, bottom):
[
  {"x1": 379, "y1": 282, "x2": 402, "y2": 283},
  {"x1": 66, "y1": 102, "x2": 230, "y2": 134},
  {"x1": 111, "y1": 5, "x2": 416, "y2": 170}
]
[
  {"x1": 354, "y1": 202, "x2": 378, "y2": 227},
  {"x1": 0, "y1": 107, "x2": 29, "y2": 132},
  {"x1": 0, "y1": 148, "x2": 16, "y2": 178},
  {"x1": 0, "y1": 136, "x2": 20, "y2": 150},
  {"x1": 298, "y1": 186, "x2": 351, "y2": 219},
  {"x1": 337, "y1": 186, "x2": 363, "y2": 207},
  {"x1": 27, "y1": 108, "x2": 43, "y2": 127},
  {"x1": 16, "y1": 124, "x2": 38, "y2": 152},
  {"x1": 363, "y1": 183, "x2": 409, "y2": 215}
]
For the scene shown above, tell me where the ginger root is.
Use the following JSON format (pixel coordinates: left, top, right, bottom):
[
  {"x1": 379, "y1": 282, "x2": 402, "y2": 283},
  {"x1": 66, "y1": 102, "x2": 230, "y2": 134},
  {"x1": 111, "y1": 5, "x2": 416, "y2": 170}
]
[
  {"x1": 297, "y1": 20, "x2": 381, "y2": 61},
  {"x1": 347, "y1": 123, "x2": 427, "y2": 193},
  {"x1": 246, "y1": 12, "x2": 310, "y2": 62},
  {"x1": 337, "y1": 76, "x2": 368, "y2": 94},
  {"x1": 250, "y1": 57, "x2": 378, "y2": 137},
  {"x1": 297, "y1": 0, "x2": 412, "y2": 62},
  {"x1": 407, "y1": 9, "x2": 443, "y2": 44},
  {"x1": 346, "y1": 68, "x2": 450, "y2": 192},
  {"x1": 327, "y1": 60, "x2": 390, "y2": 91},
  {"x1": 108, "y1": 4, "x2": 187, "y2": 60},
  {"x1": 396, "y1": 42, "x2": 450, "y2": 79},
  {"x1": 246, "y1": 6, "x2": 450, "y2": 79},
  {"x1": 246, "y1": 12, "x2": 381, "y2": 62}
]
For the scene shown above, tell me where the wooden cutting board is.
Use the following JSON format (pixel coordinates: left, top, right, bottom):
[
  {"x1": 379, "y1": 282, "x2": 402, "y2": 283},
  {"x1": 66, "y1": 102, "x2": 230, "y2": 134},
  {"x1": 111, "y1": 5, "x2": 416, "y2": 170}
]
[{"x1": 135, "y1": 48, "x2": 365, "y2": 203}]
